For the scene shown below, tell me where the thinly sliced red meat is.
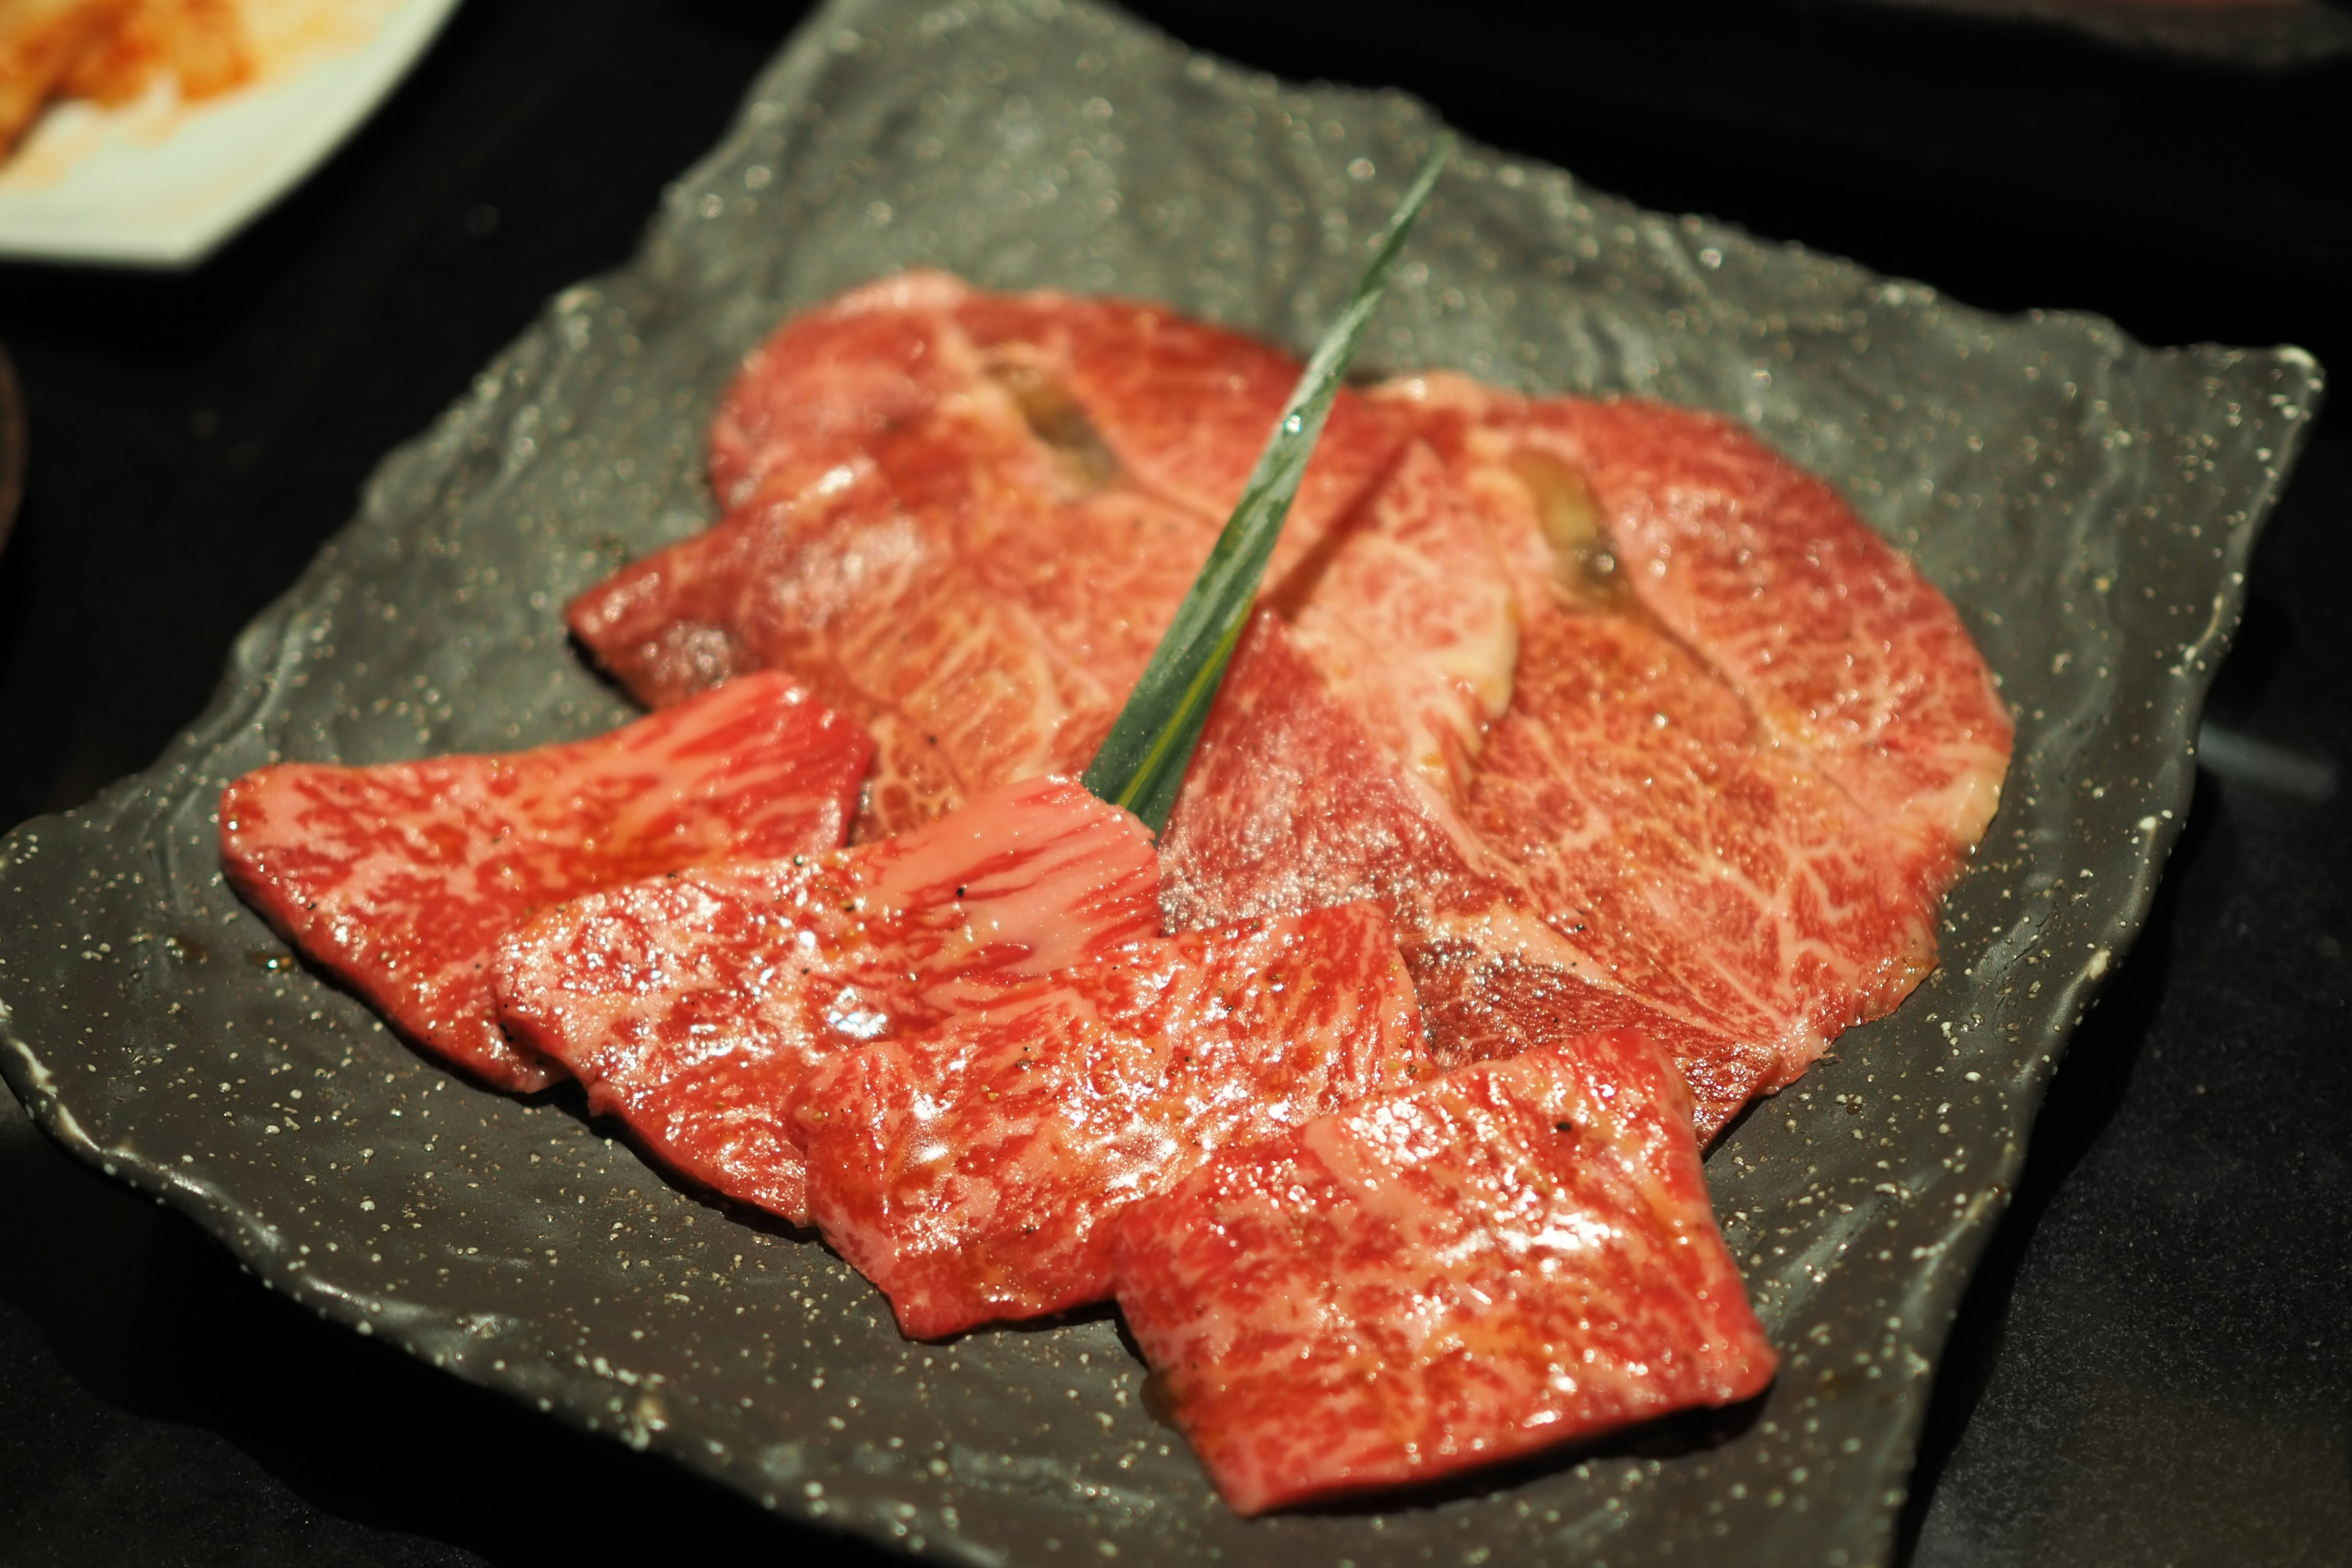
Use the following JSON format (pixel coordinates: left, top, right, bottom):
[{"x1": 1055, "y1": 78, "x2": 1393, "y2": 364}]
[
  {"x1": 1485, "y1": 390, "x2": 2012, "y2": 858},
  {"x1": 1158, "y1": 611, "x2": 1498, "y2": 932},
  {"x1": 1402, "y1": 376, "x2": 2005, "y2": 1087},
  {"x1": 491, "y1": 775, "x2": 1159, "y2": 1221},
  {"x1": 569, "y1": 271, "x2": 1404, "y2": 840},
  {"x1": 1281, "y1": 440, "x2": 1520, "y2": 806},
  {"x1": 1111, "y1": 1028, "x2": 1777, "y2": 1516},
  {"x1": 1462, "y1": 609, "x2": 1941, "y2": 1078},
  {"x1": 707, "y1": 271, "x2": 979, "y2": 510},
  {"x1": 792, "y1": 902, "x2": 1430, "y2": 1340},
  {"x1": 1159, "y1": 613, "x2": 1777, "y2": 1139},
  {"x1": 1404, "y1": 942, "x2": 1779, "y2": 1144},
  {"x1": 1163, "y1": 379, "x2": 2008, "y2": 1117},
  {"x1": 565, "y1": 470, "x2": 1107, "y2": 835},
  {"x1": 1389, "y1": 373, "x2": 2013, "y2": 868},
  {"x1": 952, "y1": 287, "x2": 1404, "y2": 557},
  {"x1": 217, "y1": 673, "x2": 870, "y2": 1092},
  {"x1": 570, "y1": 276, "x2": 2010, "y2": 1136}
]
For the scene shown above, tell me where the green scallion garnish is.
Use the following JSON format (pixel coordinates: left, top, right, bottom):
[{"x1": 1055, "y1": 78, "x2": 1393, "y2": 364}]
[{"x1": 1080, "y1": 134, "x2": 1454, "y2": 832}]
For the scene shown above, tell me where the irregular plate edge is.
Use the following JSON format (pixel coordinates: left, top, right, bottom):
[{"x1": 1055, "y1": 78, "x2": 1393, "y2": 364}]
[
  {"x1": 1842, "y1": 339, "x2": 2329, "y2": 1564},
  {"x1": 0, "y1": 0, "x2": 2332, "y2": 1560}
]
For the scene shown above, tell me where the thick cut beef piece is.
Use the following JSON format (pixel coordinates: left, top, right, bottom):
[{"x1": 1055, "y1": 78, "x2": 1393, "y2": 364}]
[
  {"x1": 219, "y1": 673, "x2": 871, "y2": 1092},
  {"x1": 492, "y1": 776, "x2": 1159, "y2": 1221},
  {"x1": 1111, "y1": 1029, "x2": 1776, "y2": 1515},
  {"x1": 792, "y1": 902, "x2": 1430, "y2": 1340}
]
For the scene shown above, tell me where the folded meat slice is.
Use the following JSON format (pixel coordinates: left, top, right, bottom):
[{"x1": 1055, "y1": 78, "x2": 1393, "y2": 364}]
[
  {"x1": 792, "y1": 902, "x2": 1430, "y2": 1340},
  {"x1": 1280, "y1": 439, "x2": 1520, "y2": 805},
  {"x1": 217, "y1": 673, "x2": 870, "y2": 1092},
  {"x1": 1111, "y1": 1028, "x2": 1777, "y2": 1516},
  {"x1": 572, "y1": 466, "x2": 1116, "y2": 837},
  {"x1": 491, "y1": 776, "x2": 1159, "y2": 1221},
  {"x1": 570, "y1": 271, "x2": 1405, "y2": 840}
]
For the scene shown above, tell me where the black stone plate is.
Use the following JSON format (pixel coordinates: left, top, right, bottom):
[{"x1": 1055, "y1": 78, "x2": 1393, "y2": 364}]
[{"x1": 0, "y1": 1, "x2": 2323, "y2": 1562}]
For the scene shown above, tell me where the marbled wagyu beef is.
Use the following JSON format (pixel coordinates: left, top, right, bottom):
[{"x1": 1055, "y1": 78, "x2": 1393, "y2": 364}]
[
  {"x1": 219, "y1": 673, "x2": 871, "y2": 1091},
  {"x1": 792, "y1": 901, "x2": 1430, "y2": 1339},
  {"x1": 569, "y1": 273, "x2": 2011, "y2": 1137},
  {"x1": 492, "y1": 775, "x2": 1159, "y2": 1221},
  {"x1": 214, "y1": 268, "x2": 2013, "y2": 1517},
  {"x1": 1112, "y1": 1028, "x2": 1777, "y2": 1515},
  {"x1": 570, "y1": 271, "x2": 1403, "y2": 840}
]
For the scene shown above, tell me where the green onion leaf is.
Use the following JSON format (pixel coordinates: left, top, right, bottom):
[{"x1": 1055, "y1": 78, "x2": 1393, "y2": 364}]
[{"x1": 1081, "y1": 134, "x2": 1454, "y2": 832}]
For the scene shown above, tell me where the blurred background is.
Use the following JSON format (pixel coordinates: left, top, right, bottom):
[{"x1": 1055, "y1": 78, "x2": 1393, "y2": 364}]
[{"x1": 0, "y1": 1, "x2": 2345, "y2": 1563}]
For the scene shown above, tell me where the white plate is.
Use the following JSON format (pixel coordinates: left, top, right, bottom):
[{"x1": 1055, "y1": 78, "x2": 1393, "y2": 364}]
[{"x1": 0, "y1": 0, "x2": 464, "y2": 269}]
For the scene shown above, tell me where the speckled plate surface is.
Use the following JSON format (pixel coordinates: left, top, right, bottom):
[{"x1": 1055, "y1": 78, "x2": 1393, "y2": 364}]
[{"x1": 0, "y1": 1, "x2": 2323, "y2": 1563}]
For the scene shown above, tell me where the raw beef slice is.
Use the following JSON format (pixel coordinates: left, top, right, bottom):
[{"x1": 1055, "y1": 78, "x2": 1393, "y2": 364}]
[
  {"x1": 1159, "y1": 612, "x2": 1783, "y2": 1139},
  {"x1": 219, "y1": 673, "x2": 872, "y2": 1091},
  {"x1": 568, "y1": 270, "x2": 1406, "y2": 840},
  {"x1": 569, "y1": 274, "x2": 2011, "y2": 1135},
  {"x1": 1166, "y1": 377, "x2": 2012, "y2": 1121},
  {"x1": 1113, "y1": 1028, "x2": 1776, "y2": 1515},
  {"x1": 793, "y1": 902, "x2": 1430, "y2": 1339},
  {"x1": 492, "y1": 775, "x2": 1159, "y2": 1221}
]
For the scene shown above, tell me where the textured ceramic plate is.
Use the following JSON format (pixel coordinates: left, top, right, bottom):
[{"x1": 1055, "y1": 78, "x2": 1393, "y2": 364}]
[
  {"x1": 0, "y1": 0, "x2": 2323, "y2": 1563},
  {"x1": 0, "y1": 0, "x2": 464, "y2": 268}
]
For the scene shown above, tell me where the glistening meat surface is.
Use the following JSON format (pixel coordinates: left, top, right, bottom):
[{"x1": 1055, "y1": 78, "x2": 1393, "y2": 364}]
[
  {"x1": 1111, "y1": 1029, "x2": 1778, "y2": 1515},
  {"x1": 571, "y1": 271, "x2": 1406, "y2": 841},
  {"x1": 217, "y1": 673, "x2": 872, "y2": 1092},
  {"x1": 568, "y1": 273, "x2": 2011, "y2": 1131},
  {"x1": 491, "y1": 775, "x2": 1159, "y2": 1221},
  {"x1": 1158, "y1": 614, "x2": 1782, "y2": 1139},
  {"x1": 1172, "y1": 379, "x2": 2009, "y2": 1109},
  {"x1": 792, "y1": 902, "x2": 1430, "y2": 1339}
]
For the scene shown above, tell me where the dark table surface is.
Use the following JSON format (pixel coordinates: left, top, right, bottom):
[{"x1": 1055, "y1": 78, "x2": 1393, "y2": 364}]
[{"x1": 1, "y1": 2, "x2": 2346, "y2": 1563}]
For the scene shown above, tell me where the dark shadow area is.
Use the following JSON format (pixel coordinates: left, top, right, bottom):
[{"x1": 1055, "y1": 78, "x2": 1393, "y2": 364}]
[
  {"x1": 0, "y1": 345, "x2": 22, "y2": 550},
  {"x1": 1120, "y1": 0, "x2": 2352, "y2": 370},
  {"x1": 0, "y1": 0, "x2": 816, "y2": 831},
  {"x1": 529, "y1": 1076, "x2": 824, "y2": 1246},
  {"x1": 0, "y1": 1097, "x2": 896, "y2": 1567},
  {"x1": 0, "y1": 459, "x2": 42, "y2": 691},
  {"x1": 1288, "y1": 1386, "x2": 1774, "y2": 1518},
  {"x1": 2196, "y1": 589, "x2": 2298, "y2": 731},
  {"x1": 1892, "y1": 766, "x2": 2215, "y2": 1563}
]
